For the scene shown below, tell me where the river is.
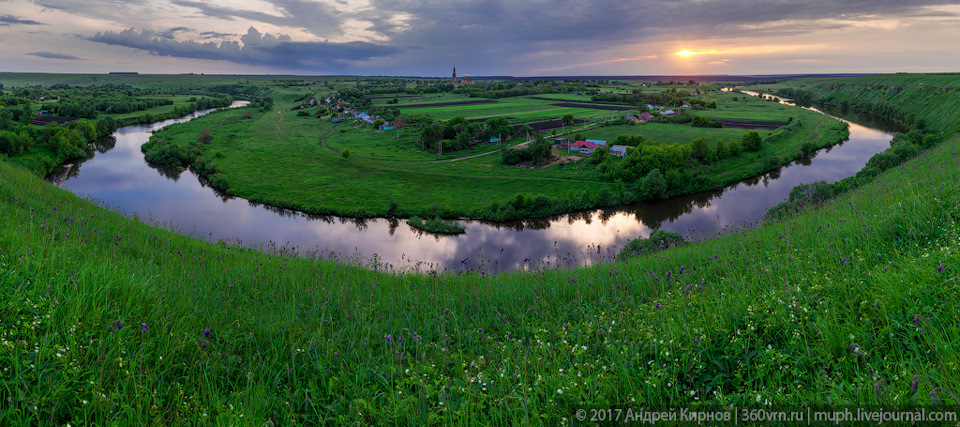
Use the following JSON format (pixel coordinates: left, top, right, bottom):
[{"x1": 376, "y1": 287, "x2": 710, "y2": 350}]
[{"x1": 54, "y1": 102, "x2": 895, "y2": 274}]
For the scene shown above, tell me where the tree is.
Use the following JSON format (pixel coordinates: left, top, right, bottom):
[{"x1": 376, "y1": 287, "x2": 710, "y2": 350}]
[
  {"x1": 341, "y1": 148, "x2": 351, "y2": 159},
  {"x1": 198, "y1": 128, "x2": 213, "y2": 145},
  {"x1": 727, "y1": 138, "x2": 741, "y2": 156},
  {"x1": 589, "y1": 145, "x2": 610, "y2": 164},
  {"x1": 643, "y1": 169, "x2": 667, "y2": 199},
  {"x1": 520, "y1": 124, "x2": 533, "y2": 138},
  {"x1": 562, "y1": 113, "x2": 574, "y2": 126},
  {"x1": 715, "y1": 139, "x2": 728, "y2": 159},
  {"x1": 453, "y1": 131, "x2": 471, "y2": 150},
  {"x1": 741, "y1": 131, "x2": 762, "y2": 152},
  {"x1": 690, "y1": 137, "x2": 711, "y2": 162}
]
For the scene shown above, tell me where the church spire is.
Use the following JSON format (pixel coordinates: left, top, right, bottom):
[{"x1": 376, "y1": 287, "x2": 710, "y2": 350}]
[{"x1": 452, "y1": 63, "x2": 458, "y2": 85}]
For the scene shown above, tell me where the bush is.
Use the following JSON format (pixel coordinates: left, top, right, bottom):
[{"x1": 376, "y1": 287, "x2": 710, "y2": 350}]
[
  {"x1": 618, "y1": 229, "x2": 686, "y2": 259},
  {"x1": 741, "y1": 131, "x2": 762, "y2": 151}
]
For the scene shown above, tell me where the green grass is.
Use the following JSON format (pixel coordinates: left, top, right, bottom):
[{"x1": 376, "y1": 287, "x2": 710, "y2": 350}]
[
  {"x1": 99, "y1": 95, "x2": 197, "y2": 121},
  {"x1": 579, "y1": 123, "x2": 748, "y2": 145},
  {"x1": 147, "y1": 85, "x2": 841, "y2": 220},
  {"x1": 149, "y1": 105, "x2": 610, "y2": 218},
  {"x1": 3, "y1": 74, "x2": 960, "y2": 425},
  {"x1": 2, "y1": 106, "x2": 960, "y2": 424}
]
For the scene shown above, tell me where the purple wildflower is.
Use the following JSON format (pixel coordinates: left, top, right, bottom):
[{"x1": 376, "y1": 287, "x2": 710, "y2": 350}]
[
  {"x1": 384, "y1": 334, "x2": 393, "y2": 342},
  {"x1": 115, "y1": 320, "x2": 123, "y2": 330},
  {"x1": 141, "y1": 323, "x2": 148, "y2": 336},
  {"x1": 397, "y1": 336, "x2": 403, "y2": 344},
  {"x1": 911, "y1": 375, "x2": 921, "y2": 392},
  {"x1": 655, "y1": 303, "x2": 663, "y2": 310},
  {"x1": 203, "y1": 328, "x2": 211, "y2": 339},
  {"x1": 912, "y1": 314, "x2": 923, "y2": 327},
  {"x1": 938, "y1": 264, "x2": 944, "y2": 274}
]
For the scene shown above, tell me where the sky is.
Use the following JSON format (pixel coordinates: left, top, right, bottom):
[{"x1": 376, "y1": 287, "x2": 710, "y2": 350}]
[{"x1": 2, "y1": 0, "x2": 960, "y2": 77}]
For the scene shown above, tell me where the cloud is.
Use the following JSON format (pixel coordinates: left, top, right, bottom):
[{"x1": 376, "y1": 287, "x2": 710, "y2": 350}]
[
  {"x1": 85, "y1": 26, "x2": 402, "y2": 71},
  {"x1": 172, "y1": 0, "x2": 345, "y2": 38},
  {"x1": 0, "y1": 14, "x2": 44, "y2": 25},
  {"x1": 27, "y1": 51, "x2": 84, "y2": 60}
]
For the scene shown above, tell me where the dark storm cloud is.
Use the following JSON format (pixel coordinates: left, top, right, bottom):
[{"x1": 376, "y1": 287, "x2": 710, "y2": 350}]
[
  {"x1": 27, "y1": 51, "x2": 84, "y2": 60},
  {"x1": 171, "y1": 0, "x2": 344, "y2": 38},
  {"x1": 157, "y1": 27, "x2": 190, "y2": 39},
  {"x1": 0, "y1": 14, "x2": 45, "y2": 25},
  {"x1": 349, "y1": 0, "x2": 960, "y2": 73},
  {"x1": 365, "y1": 0, "x2": 959, "y2": 45},
  {"x1": 85, "y1": 26, "x2": 401, "y2": 70},
  {"x1": 199, "y1": 31, "x2": 234, "y2": 39}
]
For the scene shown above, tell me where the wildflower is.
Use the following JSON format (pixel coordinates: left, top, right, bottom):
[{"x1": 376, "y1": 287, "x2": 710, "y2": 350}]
[
  {"x1": 912, "y1": 314, "x2": 923, "y2": 327},
  {"x1": 140, "y1": 323, "x2": 147, "y2": 336},
  {"x1": 203, "y1": 328, "x2": 211, "y2": 339},
  {"x1": 938, "y1": 264, "x2": 944, "y2": 274},
  {"x1": 384, "y1": 334, "x2": 393, "y2": 342},
  {"x1": 397, "y1": 336, "x2": 403, "y2": 344},
  {"x1": 115, "y1": 320, "x2": 123, "y2": 330},
  {"x1": 912, "y1": 375, "x2": 921, "y2": 392}
]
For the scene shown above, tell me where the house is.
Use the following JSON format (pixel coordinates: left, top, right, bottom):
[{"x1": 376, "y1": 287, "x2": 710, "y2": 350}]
[
  {"x1": 661, "y1": 110, "x2": 678, "y2": 116},
  {"x1": 392, "y1": 121, "x2": 405, "y2": 128},
  {"x1": 379, "y1": 125, "x2": 394, "y2": 131},
  {"x1": 489, "y1": 137, "x2": 499, "y2": 143},
  {"x1": 611, "y1": 145, "x2": 628, "y2": 158},
  {"x1": 625, "y1": 115, "x2": 639, "y2": 123},
  {"x1": 639, "y1": 112, "x2": 656, "y2": 121},
  {"x1": 331, "y1": 117, "x2": 345, "y2": 123},
  {"x1": 553, "y1": 138, "x2": 570, "y2": 147},
  {"x1": 570, "y1": 140, "x2": 600, "y2": 155},
  {"x1": 585, "y1": 139, "x2": 606, "y2": 146}
]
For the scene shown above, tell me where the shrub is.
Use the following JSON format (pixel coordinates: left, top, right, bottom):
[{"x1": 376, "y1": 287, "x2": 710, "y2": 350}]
[{"x1": 618, "y1": 229, "x2": 686, "y2": 259}]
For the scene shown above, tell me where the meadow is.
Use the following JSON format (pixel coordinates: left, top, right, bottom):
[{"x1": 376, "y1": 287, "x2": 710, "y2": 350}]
[
  {"x1": 142, "y1": 79, "x2": 843, "y2": 221},
  {"x1": 1, "y1": 89, "x2": 959, "y2": 423}
]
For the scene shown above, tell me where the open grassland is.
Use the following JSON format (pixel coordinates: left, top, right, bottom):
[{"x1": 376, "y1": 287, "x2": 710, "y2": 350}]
[
  {"x1": 149, "y1": 84, "x2": 837, "y2": 220},
  {"x1": 150, "y1": 106, "x2": 607, "y2": 217},
  {"x1": 2, "y1": 121, "x2": 959, "y2": 425},
  {"x1": 579, "y1": 123, "x2": 748, "y2": 145},
  {"x1": 392, "y1": 96, "x2": 613, "y2": 123}
]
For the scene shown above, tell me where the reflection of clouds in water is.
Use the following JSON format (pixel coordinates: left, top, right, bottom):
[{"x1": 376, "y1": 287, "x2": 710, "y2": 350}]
[{"x1": 58, "y1": 107, "x2": 894, "y2": 272}]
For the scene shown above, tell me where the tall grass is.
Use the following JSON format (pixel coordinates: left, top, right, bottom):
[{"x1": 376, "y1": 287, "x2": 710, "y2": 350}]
[{"x1": 2, "y1": 129, "x2": 959, "y2": 424}]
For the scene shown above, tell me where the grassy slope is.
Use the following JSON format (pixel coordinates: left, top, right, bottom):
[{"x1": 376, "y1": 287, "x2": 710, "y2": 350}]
[{"x1": 2, "y1": 75, "x2": 960, "y2": 425}]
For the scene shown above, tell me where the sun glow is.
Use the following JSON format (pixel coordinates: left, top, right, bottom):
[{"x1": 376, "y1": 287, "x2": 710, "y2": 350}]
[{"x1": 677, "y1": 50, "x2": 696, "y2": 57}]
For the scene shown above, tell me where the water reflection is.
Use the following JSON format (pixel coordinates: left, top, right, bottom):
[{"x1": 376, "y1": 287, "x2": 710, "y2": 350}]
[{"x1": 56, "y1": 102, "x2": 894, "y2": 273}]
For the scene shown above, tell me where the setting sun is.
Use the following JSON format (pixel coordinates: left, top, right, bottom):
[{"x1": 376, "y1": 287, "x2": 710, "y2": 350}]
[{"x1": 677, "y1": 50, "x2": 695, "y2": 57}]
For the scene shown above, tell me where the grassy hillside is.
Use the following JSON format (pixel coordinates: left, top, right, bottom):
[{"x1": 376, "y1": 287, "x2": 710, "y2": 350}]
[{"x1": 2, "y1": 74, "x2": 960, "y2": 425}]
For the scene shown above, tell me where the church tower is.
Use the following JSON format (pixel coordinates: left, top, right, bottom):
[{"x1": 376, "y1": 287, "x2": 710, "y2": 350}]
[{"x1": 452, "y1": 64, "x2": 458, "y2": 86}]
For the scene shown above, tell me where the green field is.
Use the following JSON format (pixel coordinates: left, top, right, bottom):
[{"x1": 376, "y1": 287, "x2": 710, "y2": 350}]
[
  {"x1": 133, "y1": 79, "x2": 843, "y2": 221},
  {"x1": 579, "y1": 123, "x2": 748, "y2": 145},
  {"x1": 2, "y1": 74, "x2": 959, "y2": 424}
]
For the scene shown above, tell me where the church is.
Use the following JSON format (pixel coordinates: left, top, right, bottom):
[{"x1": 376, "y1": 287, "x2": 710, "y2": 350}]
[{"x1": 452, "y1": 65, "x2": 474, "y2": 86}]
